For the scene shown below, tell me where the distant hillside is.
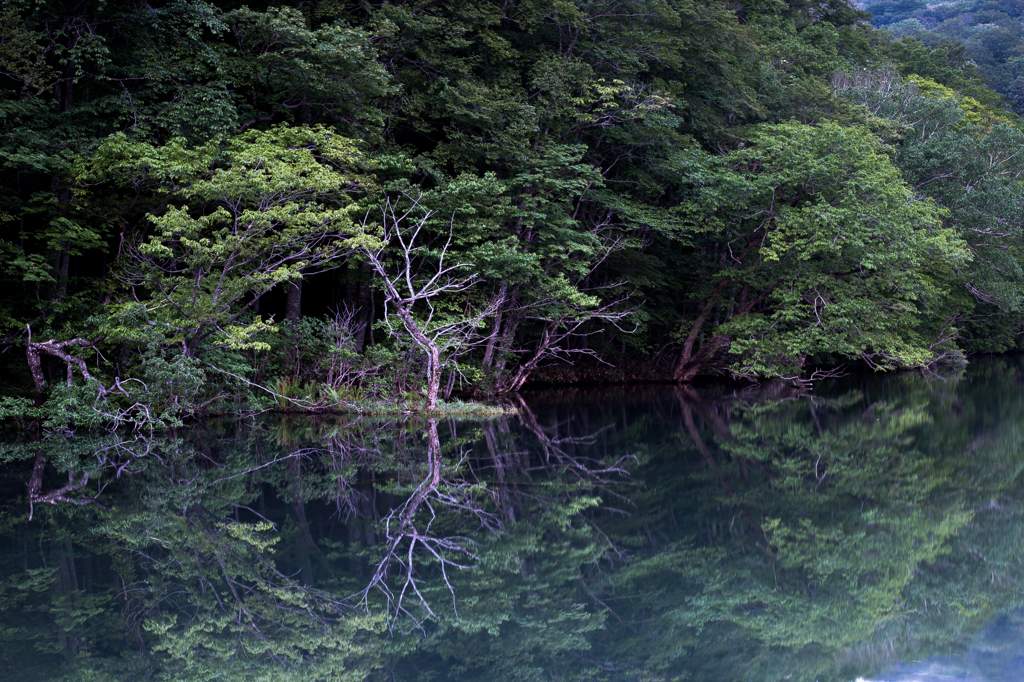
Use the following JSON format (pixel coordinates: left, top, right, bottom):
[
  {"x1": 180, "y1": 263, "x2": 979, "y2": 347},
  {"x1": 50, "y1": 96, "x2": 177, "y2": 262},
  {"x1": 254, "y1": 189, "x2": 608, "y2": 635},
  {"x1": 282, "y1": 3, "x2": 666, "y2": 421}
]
[{"x1": 861, "y1": 0, "x2": 1024, "y2": 111}]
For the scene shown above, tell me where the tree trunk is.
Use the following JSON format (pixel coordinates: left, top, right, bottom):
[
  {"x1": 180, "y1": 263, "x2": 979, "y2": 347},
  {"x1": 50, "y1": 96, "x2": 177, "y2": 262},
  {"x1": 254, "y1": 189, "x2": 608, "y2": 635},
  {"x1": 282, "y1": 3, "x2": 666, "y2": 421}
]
[
  {"x1": 55, "y1": 239, "x2": 71, "y2": 303},
  {"x1": 394, "y1": 306, "x2": 442, "y2": 410},
  {"x1": 48, "y1": 176, "x2": 72, "y2": 307},
  {"x1": 366, "y1": 274, "x2": 376, "y2": 347},
  {"x1": 26, "y1": 326, "x2": 103, "y2": 405},
  {"x1": 502, "y1": 322, "x2": 553, "y2": 393},
  {"x1": 443, "y1": 368, "x2": 457, "y2": 400},
  {"x1": 676, "y1": 335, "x2": 730, "y2": 382},
  {"x1": 27, "y1": 334, "x2": 46, "y2": 407},
  {"x1": 493, "y1": 314, "x2": 521, "y2": 373},
  {"x1": 673, "y1": 279, "x2": 729, "y2": 381},
  {"x1": 425, "y1": 344, "x2": 441, "y2": 410},
  {"x1": 426, "y1": 418, "x2": 441, "y2": 484},
  {"x1": 354, "y1": 263, "x2": 372, "y2": 352},
  {"x1": 286, "y1": 278, "x2": 302, "y2": 322},
  {"x1": 673, "y1": 278, "x2": 778, "y2": 381},
  {"x1": 482, "y1": 281, "x2": 509, "y2": 368}
]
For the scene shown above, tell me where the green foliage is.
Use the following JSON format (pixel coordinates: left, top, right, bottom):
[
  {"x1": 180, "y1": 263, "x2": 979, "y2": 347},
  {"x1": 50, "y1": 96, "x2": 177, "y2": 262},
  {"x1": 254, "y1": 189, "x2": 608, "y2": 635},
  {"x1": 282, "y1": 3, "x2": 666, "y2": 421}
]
[
  {"x1": 676, "y1": 120, "x2": 967, "y2": 376},
  {"x1": 85, "y1": 124, "x2": 373, "y2": 355},
  {"x1": 6, "y1": 0, "x2": 1024, "y2": 426},
  {"x1": 838, "y1": 68, "x2": 1024, "y2": 352}
]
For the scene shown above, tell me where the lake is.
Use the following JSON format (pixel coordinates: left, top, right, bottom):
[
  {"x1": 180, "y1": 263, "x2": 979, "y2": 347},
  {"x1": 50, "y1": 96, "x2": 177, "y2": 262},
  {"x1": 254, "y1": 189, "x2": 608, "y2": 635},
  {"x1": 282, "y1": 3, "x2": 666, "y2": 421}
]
[{"x1": 4, "y1": 357, "x2": 1024, "y2": 681}]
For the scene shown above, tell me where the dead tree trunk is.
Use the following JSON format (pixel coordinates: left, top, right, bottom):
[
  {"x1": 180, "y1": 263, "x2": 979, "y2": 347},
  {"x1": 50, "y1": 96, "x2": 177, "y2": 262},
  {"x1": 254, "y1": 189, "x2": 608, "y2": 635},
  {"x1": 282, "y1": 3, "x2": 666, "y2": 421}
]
[
  {"x1": 26, "y1": 325, "x2": 101, "y2": 406},
  {"x1": 359, "y1": 195, "x2": 498, "y2": 411}
]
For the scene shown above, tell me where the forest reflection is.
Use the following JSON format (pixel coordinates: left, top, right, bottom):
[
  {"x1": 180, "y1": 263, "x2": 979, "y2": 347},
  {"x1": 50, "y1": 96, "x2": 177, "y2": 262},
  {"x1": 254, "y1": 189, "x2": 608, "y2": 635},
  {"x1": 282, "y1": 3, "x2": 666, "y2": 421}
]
[{"x1": 5, "y1": 360, "x2": 1024, "y2": 681}]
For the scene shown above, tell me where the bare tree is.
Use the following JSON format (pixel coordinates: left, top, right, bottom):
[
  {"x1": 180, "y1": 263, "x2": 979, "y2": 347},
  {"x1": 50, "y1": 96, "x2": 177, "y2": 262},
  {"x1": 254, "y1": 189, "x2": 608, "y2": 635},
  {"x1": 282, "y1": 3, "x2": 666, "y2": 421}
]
[
  {"x1": 358, "y1": 193, "x2": 501, "y2": 409},
  {"x1": 25, "y1": 324, "x2": 103, "y2": 406},
  {"x1": 24, "y1": 324, "x2": 159, "y2": 428},
  {"x1": 359, "y1": 192, "x2": 637, "y2": 403}
]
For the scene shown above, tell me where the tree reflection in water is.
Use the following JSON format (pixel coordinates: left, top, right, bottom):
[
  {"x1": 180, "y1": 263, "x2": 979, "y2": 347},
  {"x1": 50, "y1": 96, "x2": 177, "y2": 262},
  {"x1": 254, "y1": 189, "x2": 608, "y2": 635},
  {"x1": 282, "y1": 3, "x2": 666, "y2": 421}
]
[{"x1": 5, "y1": 360, "x2": 1024, "y2": 680}]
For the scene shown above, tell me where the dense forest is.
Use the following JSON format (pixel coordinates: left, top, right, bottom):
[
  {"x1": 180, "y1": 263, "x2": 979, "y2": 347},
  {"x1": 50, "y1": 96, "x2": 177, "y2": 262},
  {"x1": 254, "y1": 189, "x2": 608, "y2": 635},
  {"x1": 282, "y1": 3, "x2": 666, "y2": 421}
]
[{"x1": 4, "y1": 0, "x2": 1024, "y2": 424}]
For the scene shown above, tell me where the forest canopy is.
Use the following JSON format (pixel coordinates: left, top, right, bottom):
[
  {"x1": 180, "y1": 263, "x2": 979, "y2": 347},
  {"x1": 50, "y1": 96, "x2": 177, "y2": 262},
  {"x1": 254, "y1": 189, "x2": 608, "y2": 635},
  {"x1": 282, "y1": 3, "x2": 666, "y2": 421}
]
[{"x1": 2, "y1": 0, "x2": 1024, "y2": 424}]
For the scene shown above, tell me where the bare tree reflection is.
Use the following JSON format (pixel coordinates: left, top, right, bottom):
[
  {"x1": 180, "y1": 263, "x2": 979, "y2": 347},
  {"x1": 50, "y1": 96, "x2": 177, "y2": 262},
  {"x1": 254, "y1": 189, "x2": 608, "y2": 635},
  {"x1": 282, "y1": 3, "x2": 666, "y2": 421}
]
[
  {"x1": 6, "y1": 400, "x2": 645, "y2": 670},
  {"x1": 357, "y1": 418, "x2": 505, "y2": 631},
  {"x1": 26, "y1": 450, "x2": 108, "y2": 520}
]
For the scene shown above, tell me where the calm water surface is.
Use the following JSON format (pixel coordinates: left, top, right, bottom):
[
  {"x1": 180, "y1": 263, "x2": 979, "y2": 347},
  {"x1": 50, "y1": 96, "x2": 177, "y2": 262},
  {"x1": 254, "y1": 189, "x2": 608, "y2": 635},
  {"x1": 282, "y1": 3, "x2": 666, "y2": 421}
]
[{"x1": 5, "y1": 359, "x2": 1024, "y2": 680}]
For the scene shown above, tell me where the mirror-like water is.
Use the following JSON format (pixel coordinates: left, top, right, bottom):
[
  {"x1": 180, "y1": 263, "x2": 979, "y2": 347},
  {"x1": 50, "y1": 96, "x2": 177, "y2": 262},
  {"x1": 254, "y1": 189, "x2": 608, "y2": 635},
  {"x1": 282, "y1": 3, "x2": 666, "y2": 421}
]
[{"x1": 5, "y1": 358, "x2": 1024, "y2": 681}]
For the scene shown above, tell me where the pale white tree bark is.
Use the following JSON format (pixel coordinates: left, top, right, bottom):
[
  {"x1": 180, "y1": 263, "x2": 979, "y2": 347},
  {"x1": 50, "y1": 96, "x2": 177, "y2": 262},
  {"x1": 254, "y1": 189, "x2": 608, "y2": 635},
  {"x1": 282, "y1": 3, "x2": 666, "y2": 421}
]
[{"x1": 358, "y1": 194, "x2": 500, "y2": 410}]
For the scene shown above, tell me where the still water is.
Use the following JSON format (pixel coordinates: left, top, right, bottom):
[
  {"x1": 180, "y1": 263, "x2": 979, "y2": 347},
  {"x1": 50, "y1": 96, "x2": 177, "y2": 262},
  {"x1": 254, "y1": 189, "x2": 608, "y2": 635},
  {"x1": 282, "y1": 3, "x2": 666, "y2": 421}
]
[{"x1": 5, "y1": 359, "x2": 1024, "y2": 681}]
